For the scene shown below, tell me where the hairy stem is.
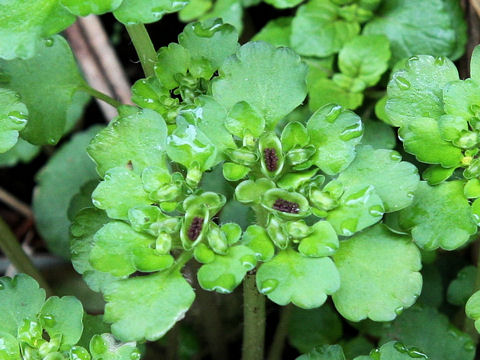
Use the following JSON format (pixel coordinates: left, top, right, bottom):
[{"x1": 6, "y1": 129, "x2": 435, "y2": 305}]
[
  {"x1": 125, "y1": 24, "x2": 157, "y2": 78},
  {"x1": 0, "y1": 217, "x2": 52, "y2": 296},
  {"x1": 267, "y1": 305, "x2": 292, "y2": 360},
  {"x1": 80, "y1": 85, "x2": 122, "y2": 108},
  {"x1": 242, "y1": 273, "x2": 266, "y2": 360}
]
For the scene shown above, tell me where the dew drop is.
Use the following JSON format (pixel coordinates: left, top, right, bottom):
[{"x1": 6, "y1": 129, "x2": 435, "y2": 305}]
[
  {"x1": 339, "y1": 123, "x2": 363, "y2": 141},
  {"x1": 325, "y1": 105, "x2": 343, "y2": 123},
  {"x1": 90, "y1": 335, "x2": 107, "y2": 354},
  {"x1": 7, "y1": 111, "x2": 28, "y2": 125},
  {"x1": 390, "y1": 151, "x2": 402, "y2": 162},
  {"x1": 130, "y1": 351, "x2": 142, "y2": 360},
  {"x1": 41, "y1": 314, "x2": 56, "y2": 328},
  {"x1": 407, "y1": 347, "x2": 428, "y2": 359},
  {"x1": 369, "y1": 205, "x2": 384, "y2": 217},
  {"x1": 464, "y1": 340, "x2": 475, "y2": 351},
  {"x1": 47, "y1": 138, "x2": 56, "y2": 145},
  {"x1": 340, "y1": 218, "x2": 358, "y2": 236},
  {"x1": 394, "y1": 341, "x2": 407, "y2": 353},
  {"x1": 394, "y1": 306, "x2": 404, "y2": 315},
  {"x1": 260, "y1": 279, "x2": 279, "y2": 294},
  {"x1": 44, "y1": 37, "x2": 54, "y2": 47},
  {"x1": 407, "y1": 191, "x2": 415, "y2": 199},
  {"x1": 240, "y1": 255, "x2": 256, "y2": 270},
  {"x1": 369, "y1": 348, "x2": 381, "y2": 360},
  {"x1": 395, "y1": 76, "x2": 411, "y2": 90},
  {"x1": 0, "y1": 283, "x2": 4, "y2": 290},
  {"x1": 435, "y1": 56, "x2": 446, "y2": 66}
]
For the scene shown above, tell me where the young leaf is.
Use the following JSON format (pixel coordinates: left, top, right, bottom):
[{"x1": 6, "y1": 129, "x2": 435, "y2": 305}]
[
  {"x1": 88, "y1": 108, "x2": 168, "y2": 177},
  {"x1": 256, "y1": 248, "x2": 340, "y2": 308},
  {"x1": 92, "y1": 167, "x2": 151, "y2": 221},
  {"x1": 252, "y1": 17, "x2": 293, "y2": 47},
  {"x1": 0, "y1": 35, "x2": 86, "y2": 145},
  {"x1": 364, "y1": 0, "x2": 458, "y2": 64},
  {"x1": 60, "y1": 0, "x2": 123, "y2": 16},
  {"x1": 306, "y1": 104, "x2": 363, "y2": 175},
  {"x1": 242, "y1": 225, "x2": 275, "y2": 261},
  {"x1": 380, "y1": 306, "x2": 475, "y2": 360},
  {"x1": 0, "y1": 274, "x2": 46, "y2": 336},
  {"x1": 113, "y1": 0, "x2": 188, "y2": 24},
  {"x1": 39, "y1": 296, "x2": 84, "y2": 350},
  {"x1": 197, "y1": 245, "x2": 257, "y2": 293},
  {"x1": 290, "y1": 0, "x2": 360, "y2": 57},
  {"x1": 397, "y1": 181, "x2": 477, "y2": 250},
  {"x1": 332, "y1": 224, "x2": 422, "y2": 322},
  {"x1": 308, "y1": 78, "x2": 364, "y2": 111},
  {"x1": 212, "y1": 41, "x2": 308, "y2": 129},
  {"x1": 33, "y1": 126, "x2": 101, "y2": 259},
  {"x1": 338, "y1": 35, "x2": 390, "y2": 87},
  {"x1": 337, "y1": 146, "x2": 419, "y2": 212},
  {"x1": 298, "y1": 221, "x2": 338, "y2": 257},
  {"x1": 0, "y1": 88, "x2": 28, "y2": 153},
  {"x1": 103, "y1": 271, "x2": 195, "y2": 341},
  {"x1": 0, "y1": 0, "x2": 75, "y2": 60}
]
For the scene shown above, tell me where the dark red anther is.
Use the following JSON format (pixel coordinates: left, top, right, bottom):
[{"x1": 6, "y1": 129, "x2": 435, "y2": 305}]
[
  {"x1": 273, "y1": 198, "x2": 300, "y2": 214},
  {"x1": 264, "y1": 148, "x2": 278, "y2": 172},
  {"x1": 188, "y1": 217, "x2": 204, "y2": 240}
]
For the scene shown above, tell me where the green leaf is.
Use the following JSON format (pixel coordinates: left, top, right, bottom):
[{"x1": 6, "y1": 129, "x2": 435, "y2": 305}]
[
  {"x1": 104, "y1": 271, "x2": 195, "y2": 341},
  {"x1": 256, "y1": 248, "x2": 340, "y2": 308},
  {"x1": 60, "y1": 0, "x2": 123, "y2": 16},
  {"x1": 442, "y1": 0, "x2": 467, "y2": 60},
  {"x1": 265, "y1": 0, "x2": 302, "y2": 9},
  {"x1": 0, "y1": 88, "x2": 28, "y2": 153},
  {"x1": 0, "y1": 274, "x2": 46, "y2": 336},
  {"x1": 0, "y1": 332, "x2": 20, "y2": 360},
  {"x1": 89, "y1": 333, "x2": 141, "y2": 360},
  {"x1": 88, "y1": 108, "x2": 168, "y2": 177},
  {"x1": 326, "y1": 185, "x2": 384, "y2": 236},
  {"x1": 200, "y1": 0, "x2": 244, "y2": 32},
  {"x1": 296, "y1": 344, "x2": 346, "y2": 360},
  {"x1": 242, "y1": 225, "x2": 275, "y2": 261},
  {"x1": 0, "y1": 1, "x2": 75, "y2": 60},
  {"x1": 466, "y1": 290, "x2": 480, "y2": 333},
  {"x1": 332, "y1": 224, "x2": 422, "y2": 322},
  {"x1": 0, "y1": 138, "x2": 39, "y2": 167},
  {"x1": 0, "y1": 35, "x2": 85, "y2": 145},
  {"x1": 298, "y1": 221, "x2": 338, "y2": 257},
  {"x1": 92, "y1": 167, "x2": 151, "y2": 221},
  {"x1": 361, "y1": 119, "x2": 396, "y2": 150},
  {"x1": 470, "y1": 45, "x2": 480, "y2": 82},
  {"x1": 359, "y1": 341, "x2": 429, "y2": 360},
  {"x1": 447, "y1": 266, "x2": 476, "y2": 306},
  {"x1": 71, "y1": 208, "x2": 119, "y2": 293},
  {"x1": 113, "y1": 0, "x2": 188, "y2": 24},
  {"x1": 308, "y1": 78, "x2": 363, "y2": 111},
  {"x1": 385, "y1": 55, "x2": 459, "y2": 128},
  {"x1": 39, "y1": 296, "x2": 84, "y2": 350},
  {"x1": 212, "y1": 41, "x2": 308, "y2": 129},
  {"x1": 235, "y1": 178, "x2": 276, "y2": 205},
  {"x1": 399, "y1": 118, "x2": 463, "y2": 168},
  {"x1": 179, "y1": 0, "x2": 212, "y2": 22},
  {"x1": 338, "y1": 35, "x2": 390, "y2": 87},
  {"x1": 443, "y1": 79, "x2": 480, "y2": 122},
  {"x1": 380, "y1": 305, "x2": 475, "y2": 360},
  {"x1": 422, "y1": 165, "x2": 455, "y2": 186},
  {"x1": 291, "y1": 0, "x2": 360, "y2": 57},
  {"x1": 307, "y1": 104, "x2": 363, "y2": 175},
  {"x1": 397, "y1": 181, "x2": 477, "y2": 250},
  {"x1": 225, "y1": 101, "x2": 265, "y2": 139},
  {"x1": 33, "y1": 126, "x2": 101, "y2": 259},
  {"x1": 364, "y1": 0, "x2": 458, "y2": 64},
  {"x1": 155, "y1": 43, "x2": 191, "y2": 90},
  {"x1": 337, "y1": 146, "x2": 419, "y2": 212},
  {"x1": 197, "y1": 245, "x2": 257, "y2": 293},
  {"x1": 288, "y1": 305, "x2": 343, "y2": 353},
  {"x1": 252, "y1": 17, "x2": 292, "y2": 47},
  {"x1": 178, "y1": 20, "x2": 239, "y2": 69}
]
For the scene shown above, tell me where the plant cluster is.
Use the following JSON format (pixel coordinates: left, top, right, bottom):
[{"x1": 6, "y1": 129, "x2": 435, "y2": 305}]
[{"x1": 1, "y1": 0, "x2": 480, "y2": 359}]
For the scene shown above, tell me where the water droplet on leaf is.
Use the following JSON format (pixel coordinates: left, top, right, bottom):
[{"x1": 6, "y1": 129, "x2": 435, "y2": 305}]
[
  {"x1": 44, "y1": 37, "x2": 54, "y2": 47},
  {"x1": 260, "y1": 279, "x2": 278, "y2": 294},
  {"x1": 325, "y1": 105, "x2": 343, "y2": 123},
  {"x1": 395, "y1": 76, "x2": 411, "y2": 90}
]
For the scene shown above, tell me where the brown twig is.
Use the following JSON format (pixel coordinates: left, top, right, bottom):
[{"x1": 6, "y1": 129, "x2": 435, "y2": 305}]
[{"x1": 0, "y1": 187, "x2": 33, "y2": 219}]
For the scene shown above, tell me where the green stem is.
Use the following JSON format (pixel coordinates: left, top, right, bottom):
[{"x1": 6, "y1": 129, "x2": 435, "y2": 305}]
[
  {"x1": 125, "y1": 24, "x2": 157, "y2": 78},
  {"x1": 267, "y1": 305, "x2": 292, "y2": 360},
  {"x1": 173, "y1": 251, "x2": 193, "y2": 271},
  {"x1": 0, "y1": 216, "x2": 52, "y2": 296},
  {"x1": 242, "y1": 273, "x2": 266, "y2": 360},
  {"x1": 81, "y1": 85, "x2": 122, "y2": 108}
]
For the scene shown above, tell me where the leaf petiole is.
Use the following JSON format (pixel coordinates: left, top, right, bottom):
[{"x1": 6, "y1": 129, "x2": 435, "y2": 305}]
[
  {"x1": 125, "y1": 24, "x2": 157, "y2": 78},
  {"x1": 80, "y1": 85, "x2": 123, "y2": 108}
]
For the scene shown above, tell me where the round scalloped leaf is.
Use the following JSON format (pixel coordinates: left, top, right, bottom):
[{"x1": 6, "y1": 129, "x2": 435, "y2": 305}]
[
  {"x1": 252, "y1": 17, "x2": 292, "y2": 47},
  {"x1": 60, "y1": 0, "x2": 123, "y2": 15},
  {"x1": 92, "y1": 167, "x2": 151, "y2": 221},
  {"x1": 113, "y1": 0, "x2": 188, "y2": 24},
  {"x1": 298, "y1": 220, "x2": 338, "y2": 257},
  {"x1": 357, "y1": 341, "x2": 429, "y2": 360},
  {"x1": 307, "y1": 104, "x2": 363, "y2": 175},
  {"x1": 33, "y1": 126, "x2": 101, "y2": 259},
  {"x1": 178, "y1": 20, "x2": 239, "y2": 69},
  {"x1": 308, "y1": 78, "x2": 364, "y2": 112},
  {"x1": 88, "y1": 108, "x2": 168, "y2": 177},
  {"x1": 443, "y1": 79, "x2": 480, "y2": 122},
  {"x1": 385, "y1": 55, "x2": 459, "y2": 128},
  {"x1": 104, "y1": 271, "x2": 195, "y2": 341},
  {"x1": 397, "y1": 181, "x2": 477, "y2": 250},
  {"x1": 0, "y1": 88, "x2": 28, "y2": 153},
  {"x1": 447, "y1": 266, "x2": 476, "y2": 306},
  {"x1": 70, "y1": 208, "x2": 120, "y2": 292},
  {"x1": 197, "y1": 245, "x2": 257, "y2": 293},
  {"x1": 380, "y1": 306, "x2": 475, "y2": 360},
  {"x1": 256, "y1": 248, "x2": 340, "y2": 309},
  {"x1": 398, "y1": 118, "x2": 462, "y2": 168},
  {"x1": 337, "y1": 146, "x2": 419, "y2": 212},
  {"x1": 296, "y1": 344, "x2": 345, "y2": 360},
  {"x1": 332, "y1": 224, "x2": 422, "y2": 322},
  {"x1": 466, "y1": 290, "x2": 480, "y2": 333},
  {"x1": 242, "y1": 225, "x2": 275, "y2": 261},
  {"x1": 0, "y1": 35, "x2": 86, "y2": 145},
  {"x1": 290, "y1": 0, "x2": 360, "y2": 57},
  {"x1": 361, "y1": 119, "x2": 396, "y2": 150},
  {"x1": 0, "y1": 0, "x2": 75, "y2": 60},
  {"x1": 471, "y1": 45, "x2": 480, "y2": 82},
  {"x1": 212, "y1": 41, "x2": 308, "y2": 129},
  {"x1": 364, "y1": 0, "x2": 458, "y2": 64},
  {"x1": 0, "y1": 332, "x2": 20, "y2": 360},
  {"x1": 39, "y1": 296, "x2": 84, "y2": 350},
  {"x1": 89, "y1": 333, "x2": 141, "y2": 360},
  {"x1": 0, "y1": 274, "x2": 46, "y2": 336}
]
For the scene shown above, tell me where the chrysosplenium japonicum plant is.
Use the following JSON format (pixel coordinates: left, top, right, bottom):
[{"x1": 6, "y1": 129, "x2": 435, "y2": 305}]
[{"x1": 0, "y1": 274, "x2": 140, "y2": 360}]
